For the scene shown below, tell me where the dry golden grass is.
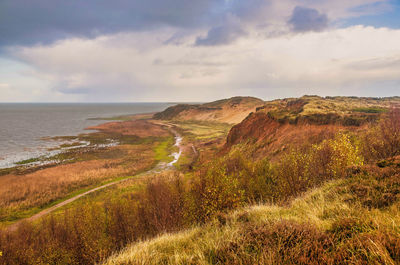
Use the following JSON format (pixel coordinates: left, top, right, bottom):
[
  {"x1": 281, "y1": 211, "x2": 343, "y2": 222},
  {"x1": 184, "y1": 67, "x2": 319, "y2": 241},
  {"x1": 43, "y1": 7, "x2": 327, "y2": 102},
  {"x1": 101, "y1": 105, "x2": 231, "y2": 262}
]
[{"x1": 0, "y1": 144, "x2": 155, "y2": 224}]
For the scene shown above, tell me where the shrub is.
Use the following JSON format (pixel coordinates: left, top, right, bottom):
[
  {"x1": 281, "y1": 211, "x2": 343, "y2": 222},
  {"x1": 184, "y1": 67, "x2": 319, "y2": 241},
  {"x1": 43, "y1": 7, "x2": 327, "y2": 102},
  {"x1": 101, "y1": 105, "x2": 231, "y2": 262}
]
[
  {"x1": 362, "y1": 108, "x2": 400, "y2": 161},
  {"x1": 136, "y1": 174, "x2": 186, "y2": 235},
  {"x1": 278, "y1": 133, "x2": 363, "y2": 198},
  {"x1": 188, "y1": 163, "x2": 244, "y2": 223}
]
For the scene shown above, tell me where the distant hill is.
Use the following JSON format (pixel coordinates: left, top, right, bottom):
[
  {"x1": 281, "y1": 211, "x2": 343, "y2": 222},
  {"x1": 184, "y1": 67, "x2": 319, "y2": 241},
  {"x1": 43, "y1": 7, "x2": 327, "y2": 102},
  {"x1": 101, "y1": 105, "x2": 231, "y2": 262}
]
[
  {"x1": 153, "y1": 96, "x2": 265, "y2": 124},
  {"x1": 256, "y1": 95, "x2": 400, "y2": 125}
]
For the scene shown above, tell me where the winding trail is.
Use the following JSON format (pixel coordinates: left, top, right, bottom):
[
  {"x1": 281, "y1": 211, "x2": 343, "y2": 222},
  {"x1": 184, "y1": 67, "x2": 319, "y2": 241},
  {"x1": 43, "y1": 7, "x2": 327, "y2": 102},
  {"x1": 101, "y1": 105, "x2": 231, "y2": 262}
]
[{"x1": 6, "y1": 126, "x2": 183, "y2": 232}]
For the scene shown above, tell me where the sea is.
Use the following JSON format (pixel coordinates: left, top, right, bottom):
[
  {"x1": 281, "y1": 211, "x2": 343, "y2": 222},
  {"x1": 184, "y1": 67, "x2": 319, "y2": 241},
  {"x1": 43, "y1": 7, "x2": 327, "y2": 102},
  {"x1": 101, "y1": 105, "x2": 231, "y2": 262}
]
[{"x1": 0, "y1": 103, "x2": 174, "y2": 169}]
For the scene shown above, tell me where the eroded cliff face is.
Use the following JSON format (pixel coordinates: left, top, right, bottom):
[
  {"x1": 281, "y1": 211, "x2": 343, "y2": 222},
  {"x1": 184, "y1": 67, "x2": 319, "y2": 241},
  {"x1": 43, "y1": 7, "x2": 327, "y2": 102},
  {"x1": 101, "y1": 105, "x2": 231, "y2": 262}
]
[
  {"x1": 153, "y1": 97, "x2": 265, "y2": 124},
  {"x1": 224, "y1": 111, "x2": 350, "y2": 160},
  {"x1": 226, "y1": 112, "x2": 280, "y2": 146},
  {"x1": 224, "y1": 96, "x2": 400, "y2": 158}
]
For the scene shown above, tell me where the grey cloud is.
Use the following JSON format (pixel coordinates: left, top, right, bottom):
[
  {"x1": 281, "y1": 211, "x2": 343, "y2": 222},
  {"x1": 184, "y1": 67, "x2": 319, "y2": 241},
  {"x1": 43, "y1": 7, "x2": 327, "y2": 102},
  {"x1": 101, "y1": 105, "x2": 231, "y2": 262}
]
[
  {"x1": 0, "y1": 0, "x2": 276, "y2": 48},
  {"x1": 195, "y1": 25, "x2": 247, "y2": 46},
  {"x1": 0, "y1": 0, "x2": 222, "y2": 47},
  {"x1": 288, "y1": 6, "x2": 329, "y2": 32}
]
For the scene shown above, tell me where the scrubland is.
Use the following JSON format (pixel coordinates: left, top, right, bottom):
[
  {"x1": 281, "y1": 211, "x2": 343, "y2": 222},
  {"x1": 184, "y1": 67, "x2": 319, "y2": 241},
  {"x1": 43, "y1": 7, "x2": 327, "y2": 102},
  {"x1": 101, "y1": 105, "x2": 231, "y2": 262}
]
[{"x1": 0, "y1": 98, "x2": 400, "y2": 265}]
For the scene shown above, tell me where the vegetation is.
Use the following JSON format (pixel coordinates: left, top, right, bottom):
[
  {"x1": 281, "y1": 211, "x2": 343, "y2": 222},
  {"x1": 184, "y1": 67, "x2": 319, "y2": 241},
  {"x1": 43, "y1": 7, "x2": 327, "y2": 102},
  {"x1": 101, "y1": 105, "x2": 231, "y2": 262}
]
[
  {"x1": 0, "y1": 132, "x2": 175, "y2": 226},
  {"x1": 0, "y1": 144, "x2": 154, "y2": 225},
  {"x1": 1, "y1": 97, "x2": 400, "y2": 264},
  {"x1": 153, "y1": 135, "x2": 175, "y2": 162},
  {"x1": 262, "y1": 95, "x2": 400, "y2": 126},
  {"x1": 171, "y1": 120, "x2": 232, "y2": 140},
  {"x1": 14, "y1": 157, "x2": 41, "y2": 165},
  {"x1": 105, "y1": 162, "x2": 400, "y2": 264}
]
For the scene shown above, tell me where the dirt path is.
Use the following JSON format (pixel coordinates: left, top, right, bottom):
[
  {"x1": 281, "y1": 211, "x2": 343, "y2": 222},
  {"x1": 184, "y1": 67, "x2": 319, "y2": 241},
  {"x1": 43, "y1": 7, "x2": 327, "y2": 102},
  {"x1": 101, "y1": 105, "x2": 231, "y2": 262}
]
[{"x1": 6, "y1": 126, "x2": 183, "y2": 232}]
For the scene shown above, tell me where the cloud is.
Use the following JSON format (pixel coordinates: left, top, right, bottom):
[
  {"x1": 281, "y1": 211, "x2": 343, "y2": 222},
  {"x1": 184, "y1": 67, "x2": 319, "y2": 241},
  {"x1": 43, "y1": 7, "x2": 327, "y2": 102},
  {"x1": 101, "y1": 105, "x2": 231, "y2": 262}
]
[
  {"x1": 5, "y1": 25, "x2": 400, "y2": 102},
  {"x1": 0, "y1": 0, "x2": 392, "y2": 48},
  {"x1": 195, "y1": 25, "x2": 247, "y2": 46},
  {"x1": 1, "y1": 0, "x2": 398, "y2": 102},
  {"x1": 288, "y1": 6, "x2": 329, "y2": 32}
]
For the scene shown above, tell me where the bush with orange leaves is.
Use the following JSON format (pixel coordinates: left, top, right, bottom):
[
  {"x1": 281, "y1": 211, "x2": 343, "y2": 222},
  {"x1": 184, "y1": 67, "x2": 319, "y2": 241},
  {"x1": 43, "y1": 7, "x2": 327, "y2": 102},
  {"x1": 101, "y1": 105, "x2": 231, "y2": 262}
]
[{"x1": 362, "y1": 107, "x2": 400, "y2": 161}]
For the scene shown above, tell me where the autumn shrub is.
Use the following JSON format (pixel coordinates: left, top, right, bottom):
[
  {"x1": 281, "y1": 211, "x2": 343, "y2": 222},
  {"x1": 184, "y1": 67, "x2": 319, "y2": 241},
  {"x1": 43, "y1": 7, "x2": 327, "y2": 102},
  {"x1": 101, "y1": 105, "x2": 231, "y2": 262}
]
[
  {"x1": 136, "y1": 174, "x2": 186, "y2": 235},
  {"x1": 224, "y1": 150, "x2": 277, "y2": 202},
  {"x1": 187, "y1": 163, "x2": 244, "y2": 223},
  {"x1": 278, "y1": 133, "x2": 363, "y2": 198},
  {"x1": 317, "y1": 133, "x2": 363, "y2": 178},
  {"x1": 362, "y1": 108, "x2": 400, "y2": 161}
]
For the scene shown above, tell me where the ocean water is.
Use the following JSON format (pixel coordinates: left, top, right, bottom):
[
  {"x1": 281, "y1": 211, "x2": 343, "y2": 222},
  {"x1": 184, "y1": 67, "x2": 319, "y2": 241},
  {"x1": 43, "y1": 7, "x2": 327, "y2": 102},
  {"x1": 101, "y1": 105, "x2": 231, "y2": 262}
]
[{"x1": 0, "y1": 103, "x2": 174, "y2": 168}]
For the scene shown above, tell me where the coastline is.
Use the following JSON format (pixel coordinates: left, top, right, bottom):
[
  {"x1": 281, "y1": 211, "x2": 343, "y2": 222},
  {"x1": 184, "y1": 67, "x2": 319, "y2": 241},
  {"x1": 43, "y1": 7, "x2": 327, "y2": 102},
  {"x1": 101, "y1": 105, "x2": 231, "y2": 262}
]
[
  {"x1": 0, "y1": 102, "x2": 174, "y2": 169},
  {"x1": 0, "y1": 112, "x2": 157, "y2": 171},
  {"x1": 0, "y1": 113, "x2": 179, "y2": 228},
  {"x1": 5, "y1": 124, "x2": 183, "y2": 232}
]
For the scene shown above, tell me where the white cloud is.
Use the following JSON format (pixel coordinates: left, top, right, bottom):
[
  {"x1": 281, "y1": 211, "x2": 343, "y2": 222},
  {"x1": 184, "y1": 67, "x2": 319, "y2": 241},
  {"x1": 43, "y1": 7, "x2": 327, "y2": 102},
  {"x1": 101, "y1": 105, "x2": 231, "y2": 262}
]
[{"x1": 6, "y1": 24, "x2": 398, "y2": 102}]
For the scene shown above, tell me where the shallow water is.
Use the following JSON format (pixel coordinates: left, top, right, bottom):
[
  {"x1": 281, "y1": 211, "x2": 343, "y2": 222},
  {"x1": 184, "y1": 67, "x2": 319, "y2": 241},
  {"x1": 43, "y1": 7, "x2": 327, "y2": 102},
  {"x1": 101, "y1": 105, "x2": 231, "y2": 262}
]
[
  {"x1": 0, "y1": 103, "x2": 174, "y2": 168},
  {"x1": 168, "y1": 135, "x2": 183, "y2": 166}
]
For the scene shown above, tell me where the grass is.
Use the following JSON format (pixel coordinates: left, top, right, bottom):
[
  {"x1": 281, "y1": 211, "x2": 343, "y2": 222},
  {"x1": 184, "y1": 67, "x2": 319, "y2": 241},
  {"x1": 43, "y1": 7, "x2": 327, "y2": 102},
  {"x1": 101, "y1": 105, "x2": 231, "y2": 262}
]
[
  {"x1": 352, "y1": 107, "x2": 388, "y2": 114},
  {"x1": 15, "y1": 157, "x2": 41, "y2": 165},
  {"x1": 154, "y1": 135, "x2": 175, "y2": 163},
  {"x1": 104, "y1": 166, "x2": 400, "y2": 264},
  {"x1": 49, "y1": 172, "x2": 148, "y2": 217},
  {"x1": 171, "y1": 120, "x2": 232, "y2": 140}
]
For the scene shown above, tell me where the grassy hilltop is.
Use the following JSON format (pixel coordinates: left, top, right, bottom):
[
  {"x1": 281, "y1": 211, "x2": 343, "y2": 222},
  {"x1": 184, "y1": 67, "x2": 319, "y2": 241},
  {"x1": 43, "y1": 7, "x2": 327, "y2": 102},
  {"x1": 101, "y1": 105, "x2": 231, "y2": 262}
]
[{"x1": 1, "y1": 96, "x2": 400, "y2": 265}]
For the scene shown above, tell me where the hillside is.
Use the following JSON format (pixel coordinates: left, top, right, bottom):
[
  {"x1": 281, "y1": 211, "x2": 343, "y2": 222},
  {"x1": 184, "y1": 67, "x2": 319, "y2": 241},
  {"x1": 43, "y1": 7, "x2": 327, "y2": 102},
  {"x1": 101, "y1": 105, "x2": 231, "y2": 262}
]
[
  {"x1": 225, "y1": 96, "x2": 400, "y2": 158},
  {"x1": 153, "y1": 96, "x2": 264, "y2": 124},
  {"x1": 104, "y1": 96, "x2": 400, "y2": 265}
]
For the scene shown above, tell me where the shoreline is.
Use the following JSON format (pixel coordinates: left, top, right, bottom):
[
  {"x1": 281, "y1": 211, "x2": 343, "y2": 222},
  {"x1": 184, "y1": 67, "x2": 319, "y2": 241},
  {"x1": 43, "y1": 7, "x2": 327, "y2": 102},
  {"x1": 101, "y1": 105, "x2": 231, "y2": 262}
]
[
  {"x1": 0, "y1": 112, "x2": 157, "y2": 171},
  {"x1": 1, "y1": 117, "x2": 183, "y2": 231}
]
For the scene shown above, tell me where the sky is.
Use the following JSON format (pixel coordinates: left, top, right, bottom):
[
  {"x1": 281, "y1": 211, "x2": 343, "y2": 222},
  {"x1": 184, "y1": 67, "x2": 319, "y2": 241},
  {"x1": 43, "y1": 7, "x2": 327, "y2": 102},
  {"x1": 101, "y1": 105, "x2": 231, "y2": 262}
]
[{"x1": 0, "y1": 0, "x2": 399, "y2": 102}]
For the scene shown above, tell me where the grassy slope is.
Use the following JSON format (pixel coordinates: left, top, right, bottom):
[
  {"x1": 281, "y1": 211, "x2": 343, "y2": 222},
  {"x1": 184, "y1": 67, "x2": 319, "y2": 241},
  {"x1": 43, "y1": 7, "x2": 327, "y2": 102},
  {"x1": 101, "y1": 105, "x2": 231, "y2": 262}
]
[
  {"x1": 170, "y1": 120, "x2": 232, "y2": 141},
  {"x1": 105, "y1": 163, "x2": 400, "y2": 264}
]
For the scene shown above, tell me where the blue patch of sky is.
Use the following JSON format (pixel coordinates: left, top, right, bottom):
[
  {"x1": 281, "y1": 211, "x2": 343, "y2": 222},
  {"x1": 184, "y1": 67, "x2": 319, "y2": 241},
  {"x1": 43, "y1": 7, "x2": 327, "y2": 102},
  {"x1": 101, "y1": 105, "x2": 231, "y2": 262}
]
[{"x1": 342, "y1": 0, "x2": 400, "y2": 29}]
